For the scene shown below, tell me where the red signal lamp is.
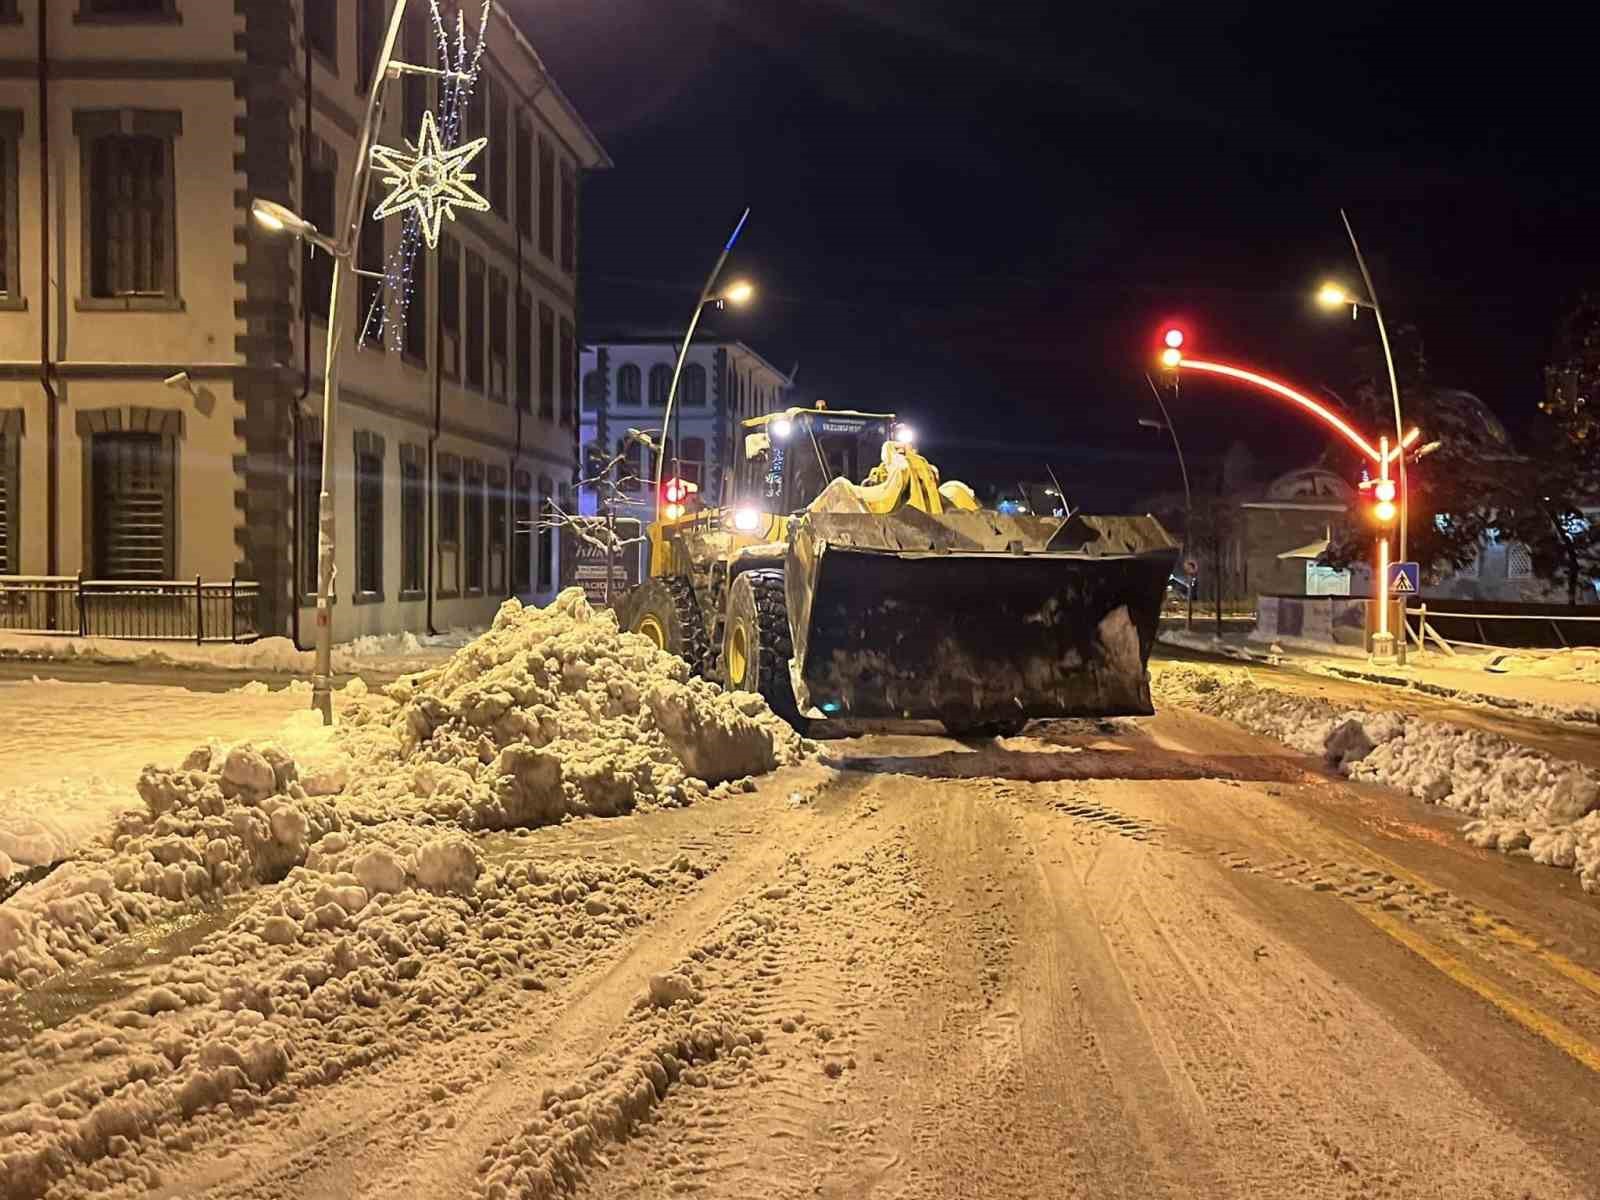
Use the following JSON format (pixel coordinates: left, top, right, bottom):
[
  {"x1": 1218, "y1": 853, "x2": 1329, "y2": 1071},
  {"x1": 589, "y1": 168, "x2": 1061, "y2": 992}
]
[
  {"x1": 1163, "y1": 328, "x2": 1185, "y2": 350},
  {"x1": 1373, "y1": 479, "x2": 1396, "y2": 504}
]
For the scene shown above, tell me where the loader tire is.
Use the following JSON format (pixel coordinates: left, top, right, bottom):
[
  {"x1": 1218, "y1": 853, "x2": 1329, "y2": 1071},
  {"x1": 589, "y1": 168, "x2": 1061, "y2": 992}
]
[
  {"x1": 626, "y1": 577, "x2": 708, "y2": 675},
  {"x1": 942, "y1": 719, "x2": 1029, "y2": 740},
  {"x1": 723, "y1": 569, "x2": 805, "y2": 729}
]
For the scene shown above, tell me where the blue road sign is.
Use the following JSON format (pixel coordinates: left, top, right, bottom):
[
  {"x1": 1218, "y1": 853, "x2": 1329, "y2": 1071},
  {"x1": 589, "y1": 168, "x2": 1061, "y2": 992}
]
[{"x1": 1387, "y1": 561, "x2": 1420, "y2": 596}]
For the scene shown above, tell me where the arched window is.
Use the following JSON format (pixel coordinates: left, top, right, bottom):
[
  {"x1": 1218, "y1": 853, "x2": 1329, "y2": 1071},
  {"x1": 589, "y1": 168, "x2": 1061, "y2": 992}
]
[
  {"x1": 582, "y1": 369, "x2": 603, "y2": 411},
  {"x1": 617, "y1": 363, "x2": 641, "y2": 406},
  {"x1": 682, "y1": 364, "x2": 706, "y2": 407},
  {"x1": 648, "y1": 363, "x2": 671, "y2": 408}
]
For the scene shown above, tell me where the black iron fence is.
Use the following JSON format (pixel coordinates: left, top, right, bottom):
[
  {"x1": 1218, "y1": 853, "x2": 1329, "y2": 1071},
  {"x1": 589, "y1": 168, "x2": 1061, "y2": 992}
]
[{"x1": 0, "y1": 576, "x2": 260, "y2": 643}]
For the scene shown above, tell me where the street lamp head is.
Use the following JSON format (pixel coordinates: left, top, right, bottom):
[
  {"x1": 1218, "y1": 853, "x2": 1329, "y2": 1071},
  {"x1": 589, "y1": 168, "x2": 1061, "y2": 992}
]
[
  {"x1": 1316, "y1": 281, "x2": 1353, "y2": 309},
  {"x1": 252, "y1": 198, "x2": 312, "y2": 237},
  {"x1": 722, "y1": 280, "x2": 754, "y2": 306}
]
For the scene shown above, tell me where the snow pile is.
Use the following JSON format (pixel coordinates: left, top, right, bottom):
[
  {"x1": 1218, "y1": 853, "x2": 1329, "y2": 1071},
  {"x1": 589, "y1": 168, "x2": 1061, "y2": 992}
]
[
  {"x1": 1155, "y1": 664, "x2": 1600, "y2": 892},
  {"x1": 0, "y1": 706, "x2": 342, "y2": 885},
  {"x1": 0, "y1": 834, "x2": 714, "y2": 1199},
  {"x1": 335, "y1": 589, "x2": 806, "y2": 828}
]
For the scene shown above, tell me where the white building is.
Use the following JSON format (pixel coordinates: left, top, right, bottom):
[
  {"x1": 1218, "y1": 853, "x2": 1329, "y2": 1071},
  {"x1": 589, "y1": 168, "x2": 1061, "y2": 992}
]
[
  {"x1": 577, "y1": 336, "x2": 792, "y2": 523},
  {"x1": 0, "y1": 1, "x2": 608, "y2": 643}
]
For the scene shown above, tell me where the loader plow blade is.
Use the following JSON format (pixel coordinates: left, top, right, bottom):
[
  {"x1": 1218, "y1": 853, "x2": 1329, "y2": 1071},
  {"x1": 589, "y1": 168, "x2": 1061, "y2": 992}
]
[{"x1": 785, "y1": 512, "x2": 1178, "y2": 723}]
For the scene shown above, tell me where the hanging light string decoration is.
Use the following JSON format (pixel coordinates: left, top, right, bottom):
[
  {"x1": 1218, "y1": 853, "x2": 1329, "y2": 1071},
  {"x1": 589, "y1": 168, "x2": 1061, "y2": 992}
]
[{"x1": 359, "y1": 0, "x2": 492, "y2": 352}]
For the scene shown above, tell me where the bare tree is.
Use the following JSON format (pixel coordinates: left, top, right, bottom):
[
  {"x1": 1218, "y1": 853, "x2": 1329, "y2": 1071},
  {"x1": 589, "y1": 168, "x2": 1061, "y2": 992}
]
[{"x1": 520, "y1": 428, "x2": 657, "y2": 605}]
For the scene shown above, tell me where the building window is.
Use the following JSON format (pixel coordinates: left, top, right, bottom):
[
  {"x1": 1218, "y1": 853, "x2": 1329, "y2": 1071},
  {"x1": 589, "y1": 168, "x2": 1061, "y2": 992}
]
[
  {"x1": 617, "y1": 364, "x2": 641, "y2": 407},
  {"x1": 560, "y1": 160, "x2": 576, "y2": 273},
  {"x1": 682, "y1": 363, "x2": 706, "y2": 407},
  {"x1": 0, "y1": 418, "x2": 17, "y2": 574},
  {"x1": 78, "y1": 113, "x2": 181, "y2": 305},
  {"x1": 583, "y1": 370, "x2": 603, "y2": 412},
  {"x1": 76, "y1": 0, "x2": 178, "y2": 20},
  {"x1": 538, "y1": 303, "x2": 555, "y2": 420},
  {"x1": 466, "y1": 76, "x2": 485, "y2": 146},
  {"x1": 356, "y1": 215, "x2": 385, "y2": 347},
  {"x1": 356, "y1": 0, "x2": 383, "y2": 93},
  {"x1": 465, "y1": 252, "x2": 485, "y2": 391},
  {"x1": 537, "y1": 135, "x2": 554, "y2": 259},
  {"x1": 464, "y1": 460, "x2": 485, "y2": 593},
  {"x1": 353, "y1": 433, "x2": 384, "y2": 599},
  {"x1": 440, "y1": 236, "x2": 461, "y2": 379},
  {"x1": 489, "y1": 269, "x2": 508, "y2": 401},
  {"x1": 1507, "y1": 544, "x2": 1534, "y2": 580},
  {"x1": 648, "y1": 364, "x2": 671, "y2": 408},
  {"x1": 488, "y1": 79, "x2": 508, "y2": 217},
  {"x1": 303, "y1": 153, "x2": 336, "y2": 322},
  {"x1": 560, "y1": 319, "x2": 575, "y2": 427},
  {"x1": 515, "y1": 291, "x2": 533, "y2": 413},
  {"x1": 0, "y1": 115, "x2": 20, "y2": 307},
  {"x1": 437, "y1": 454, "x2": 461, "y2": 596},
  {"x1": 400, "y1": 445, "x2": 425, "y2": 597},
  {"x1": 403, "y1": 242, "x2": 426, "y2": 363},
  {"x1": 537, "y1": 474, "x2": 554, "y2": 591},
  {"x1": 515, "y1": 121, "x2": 532, "y2": 237},
  {"x1": 402, "y1": 10, "x2": 430, "y2": 133},
  {"x1": 513, "y1": 470, "x2": 532, "y2": 593},
  {"x1": 306, "y1": 0, "x2": 337, "y2": 66},
  {"x1": 91, "y1": 432, "x2": 172, "y2": 580},
  {"x1": 300, "y1": 432, "x2": 321, "y2": 597},
  {"x1": 488, "y1": 465, "x2": 507, "y2": 593}
]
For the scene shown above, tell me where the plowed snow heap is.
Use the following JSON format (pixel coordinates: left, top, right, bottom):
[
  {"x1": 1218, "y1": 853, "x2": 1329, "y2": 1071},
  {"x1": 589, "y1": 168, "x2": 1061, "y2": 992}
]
[{"x1": 342, "y1": 588, "x2": 808, "y2": 826}]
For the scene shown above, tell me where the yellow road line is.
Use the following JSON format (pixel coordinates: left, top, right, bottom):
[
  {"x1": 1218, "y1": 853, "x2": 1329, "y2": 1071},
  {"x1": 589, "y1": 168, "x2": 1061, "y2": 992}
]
[
  {"x1": 1360, "y1": 906, "x2": 1600, "y2": 1075},
  {"x1": 1314, "y1": 831, "x2": 1600, "y2": 1002}
]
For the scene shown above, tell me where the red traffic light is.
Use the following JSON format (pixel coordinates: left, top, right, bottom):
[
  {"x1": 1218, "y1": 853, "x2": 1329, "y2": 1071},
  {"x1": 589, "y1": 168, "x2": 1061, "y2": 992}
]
[
  {"x1": 1373, "y1": 479, "x2": 1396, "y2": 503},
  {"x1": 664, "y1": 478, "x2": 686, "y2": 504},
  {"x1": 1163, "y1": 327, "x2": 1185, "y2": 350}
]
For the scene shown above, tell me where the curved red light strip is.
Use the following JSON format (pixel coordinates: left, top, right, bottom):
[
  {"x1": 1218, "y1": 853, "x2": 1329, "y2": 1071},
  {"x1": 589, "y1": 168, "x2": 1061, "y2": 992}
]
[{"x1": 1176, "y1": 358, "x2": 1384, "y2": 464}]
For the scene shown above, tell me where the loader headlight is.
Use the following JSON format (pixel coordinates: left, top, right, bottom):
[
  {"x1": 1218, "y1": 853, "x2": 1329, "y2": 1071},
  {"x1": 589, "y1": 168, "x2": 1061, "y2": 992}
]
[
  {"x1": 771, "y1": 417, "x2": 793, "y2": 440},
  {"x1": 733, "y1": 507, "x2": 763, "y2": 532},
  {"x1": 892, "y1": 423, "x2": 915, "y2": 445}
]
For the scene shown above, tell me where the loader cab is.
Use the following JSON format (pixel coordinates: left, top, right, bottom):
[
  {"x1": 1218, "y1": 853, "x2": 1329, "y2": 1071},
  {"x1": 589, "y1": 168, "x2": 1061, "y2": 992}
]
[{"x1": 734, "y1": 408, "x2": 898, "y2": 516}]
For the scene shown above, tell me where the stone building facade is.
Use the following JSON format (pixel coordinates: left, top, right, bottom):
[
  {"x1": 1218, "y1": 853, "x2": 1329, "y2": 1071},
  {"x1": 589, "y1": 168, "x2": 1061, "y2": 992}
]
[{"x1": 0, "y1": 0, "x2": 608, "y2": 640}]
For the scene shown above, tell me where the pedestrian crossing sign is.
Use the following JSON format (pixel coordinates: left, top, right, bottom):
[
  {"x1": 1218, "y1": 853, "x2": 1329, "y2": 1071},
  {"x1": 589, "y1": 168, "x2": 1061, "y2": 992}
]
[{"x1": 1387, "y1": 561, "x2": 1420, "y2": 595}]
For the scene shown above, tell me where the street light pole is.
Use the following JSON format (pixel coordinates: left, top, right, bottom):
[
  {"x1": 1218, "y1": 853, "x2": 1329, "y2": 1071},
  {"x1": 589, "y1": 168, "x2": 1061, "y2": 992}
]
[
  {"x1": 1340, "y1": 209, "x2": 1409, "y2": 570},
  {"x1": 655, "y1": 208, "x2": 751, "y2": 506},
  {"x1": 306, "y1": 0, "x2": 409, "y2": 723}
]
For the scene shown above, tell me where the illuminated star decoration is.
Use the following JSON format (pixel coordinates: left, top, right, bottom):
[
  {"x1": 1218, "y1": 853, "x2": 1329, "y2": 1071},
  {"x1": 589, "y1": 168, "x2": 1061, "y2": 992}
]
[{"x1": 370, "y1": 109, "x2": 489, "y2": 251}]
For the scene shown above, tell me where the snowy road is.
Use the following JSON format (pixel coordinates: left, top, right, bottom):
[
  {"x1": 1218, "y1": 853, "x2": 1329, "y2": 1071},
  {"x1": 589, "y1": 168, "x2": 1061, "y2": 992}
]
[{"x1": 7, "y1": 709, "x2": 1598, "y2": 1198}]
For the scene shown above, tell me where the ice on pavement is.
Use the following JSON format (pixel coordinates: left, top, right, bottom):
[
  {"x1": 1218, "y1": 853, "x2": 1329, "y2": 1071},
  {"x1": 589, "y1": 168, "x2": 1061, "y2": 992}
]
[{"x1": 1155, "y1": 664, "x2": 1600, "y2": 893}]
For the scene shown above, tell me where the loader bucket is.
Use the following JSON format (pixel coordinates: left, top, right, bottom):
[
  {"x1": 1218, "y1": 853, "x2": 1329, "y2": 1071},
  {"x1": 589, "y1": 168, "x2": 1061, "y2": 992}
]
[{"x1": 784, "y1": 510, "x2": 1179, "y2": 723}]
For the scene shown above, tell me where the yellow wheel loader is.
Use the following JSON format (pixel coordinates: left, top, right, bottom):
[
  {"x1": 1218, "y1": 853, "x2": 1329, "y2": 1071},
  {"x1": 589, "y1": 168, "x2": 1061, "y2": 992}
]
[{"x1": 622, "y1": 408, "x2": 1179, "y2": 736}]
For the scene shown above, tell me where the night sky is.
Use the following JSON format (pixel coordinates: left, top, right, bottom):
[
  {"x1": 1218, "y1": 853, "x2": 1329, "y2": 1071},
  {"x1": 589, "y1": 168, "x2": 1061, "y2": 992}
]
[{"x1": 509, "y1": 0, "x2": 1597, "y2": 504}]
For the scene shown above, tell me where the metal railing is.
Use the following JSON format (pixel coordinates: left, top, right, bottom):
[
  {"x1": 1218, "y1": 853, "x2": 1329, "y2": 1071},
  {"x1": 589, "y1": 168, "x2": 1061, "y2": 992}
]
[
  {"x1": 0, "y1": 575, "x2": 260, "y2": 643},
  {"x1": 1404, "y1": 600, "x2": 1600, "y2": 655}
]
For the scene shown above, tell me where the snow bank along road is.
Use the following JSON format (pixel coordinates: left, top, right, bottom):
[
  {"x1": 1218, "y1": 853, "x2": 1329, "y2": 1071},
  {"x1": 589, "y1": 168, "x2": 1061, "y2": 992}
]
[{"x1": 4, "y1": 607, "x2": 1600, "y2": 1197}]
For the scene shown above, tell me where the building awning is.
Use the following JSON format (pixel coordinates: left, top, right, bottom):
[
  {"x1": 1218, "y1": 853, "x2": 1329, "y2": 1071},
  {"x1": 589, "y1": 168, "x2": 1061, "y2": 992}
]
[{"x1": 1277, "y1": 527, "x2": 1332, "y2": 560}]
